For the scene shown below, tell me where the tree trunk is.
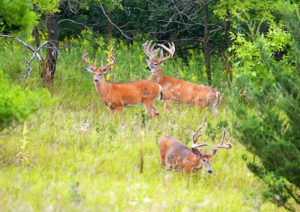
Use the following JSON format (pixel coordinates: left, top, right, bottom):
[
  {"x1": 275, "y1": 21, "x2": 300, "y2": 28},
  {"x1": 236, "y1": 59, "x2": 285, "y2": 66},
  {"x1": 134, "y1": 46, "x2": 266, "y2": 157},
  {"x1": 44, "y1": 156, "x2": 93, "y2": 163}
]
[
  {"x1": 31, "y1": 26, "x2": 40, "y2": 47},
  {"x1": 225, "y1": 9, "x2": 232, "y2": 85},
  {"x1": 41, "y1": 15, "x2": 59, "y2": 87},
  {"x1": 203, "y1": 0, "x2": 211, "y2": 85}
]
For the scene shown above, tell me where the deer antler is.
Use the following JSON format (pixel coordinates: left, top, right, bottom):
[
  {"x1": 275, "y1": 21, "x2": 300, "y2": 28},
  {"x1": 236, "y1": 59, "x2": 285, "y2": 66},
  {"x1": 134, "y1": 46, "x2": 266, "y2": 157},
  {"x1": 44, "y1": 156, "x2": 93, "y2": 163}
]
[
  {"x1": 142, "y1": 40, "x2": 159, "y2": 59},
  {"x1": 211, "y1": 128, "x2": 232, "y2": 155},
  {"x1": 192, "y1": 126, "x2": 208, "y2": 148},
  {"x1": 82, "y1": 51, "x2": 96, "y2": 73},
  {"x1": 157, "y1": 42, "x2": 175, "y2": 63},
  {"x1": 103, "y1": 53, "x2": 116, "y2": 70}
]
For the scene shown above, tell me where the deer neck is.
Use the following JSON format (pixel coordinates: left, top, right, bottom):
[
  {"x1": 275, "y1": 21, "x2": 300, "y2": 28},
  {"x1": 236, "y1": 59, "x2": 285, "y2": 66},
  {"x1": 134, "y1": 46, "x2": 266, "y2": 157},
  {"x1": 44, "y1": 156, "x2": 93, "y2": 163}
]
[
  {"x1": 94, "y1": 77, "x2": 110, "y2": 100},
  {"x1": 151, "y1": 68, "x2": 164, "y2": 84}
]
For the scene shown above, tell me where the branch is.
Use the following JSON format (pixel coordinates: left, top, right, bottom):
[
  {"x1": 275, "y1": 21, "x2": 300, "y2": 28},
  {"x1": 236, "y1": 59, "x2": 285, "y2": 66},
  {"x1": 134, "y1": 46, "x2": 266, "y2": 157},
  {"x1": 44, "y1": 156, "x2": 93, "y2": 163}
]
[
  {"x1": 58, "y1": 19, "x2": 93, "y2": 32},
  {"x1": 0, "y1": 34, "x2": 42, "y2": 60},
  {"x1": 25, "y1": 41, "x2": 49, "y2": 78},
  {"x1": 98, "y1": 2, "x2": 133, "y2": 41}
]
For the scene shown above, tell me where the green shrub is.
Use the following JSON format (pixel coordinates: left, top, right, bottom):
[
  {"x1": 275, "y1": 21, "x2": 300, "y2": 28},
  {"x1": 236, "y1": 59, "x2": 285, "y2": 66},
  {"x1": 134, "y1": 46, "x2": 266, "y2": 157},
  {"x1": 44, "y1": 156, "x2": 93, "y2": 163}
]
[{"x1": 0, "y1": 70, "x2": 50, "y2": 131}]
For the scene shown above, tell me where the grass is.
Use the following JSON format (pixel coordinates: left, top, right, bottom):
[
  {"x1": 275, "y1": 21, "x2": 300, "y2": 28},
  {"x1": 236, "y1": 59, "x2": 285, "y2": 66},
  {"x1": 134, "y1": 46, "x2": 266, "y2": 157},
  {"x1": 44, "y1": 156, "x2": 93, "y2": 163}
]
[{"x1": 0, "y1": 41, "x2": 290, "y2": 211}]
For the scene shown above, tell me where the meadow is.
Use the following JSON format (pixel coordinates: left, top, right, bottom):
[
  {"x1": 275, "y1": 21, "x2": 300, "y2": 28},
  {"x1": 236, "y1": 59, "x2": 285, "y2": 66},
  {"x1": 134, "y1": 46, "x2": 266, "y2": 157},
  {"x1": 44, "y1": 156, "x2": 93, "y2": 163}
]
[{"x1": 0, "y1": 40, "x2": 289, "y2": 211}]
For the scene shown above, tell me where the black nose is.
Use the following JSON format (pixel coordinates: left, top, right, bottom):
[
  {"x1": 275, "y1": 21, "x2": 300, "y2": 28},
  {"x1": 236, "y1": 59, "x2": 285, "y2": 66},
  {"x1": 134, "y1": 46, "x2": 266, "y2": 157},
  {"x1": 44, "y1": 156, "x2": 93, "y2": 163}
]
[
  {"x1": 94, "y1": 79, "x2": 99, "y2": 83},
  {"x1": 208, "y1": 170, "x2": 213, "y2": 174},
  {"x1": 146, "y1": 66, "x2": 151, "y2": 71}
]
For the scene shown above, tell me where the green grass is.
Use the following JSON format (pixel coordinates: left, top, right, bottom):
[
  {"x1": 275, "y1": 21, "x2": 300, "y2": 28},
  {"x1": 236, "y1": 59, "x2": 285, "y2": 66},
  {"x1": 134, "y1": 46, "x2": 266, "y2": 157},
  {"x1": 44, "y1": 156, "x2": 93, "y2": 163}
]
[{"x1": 0, "y1": 40, "x2": 292, "y2": 211}]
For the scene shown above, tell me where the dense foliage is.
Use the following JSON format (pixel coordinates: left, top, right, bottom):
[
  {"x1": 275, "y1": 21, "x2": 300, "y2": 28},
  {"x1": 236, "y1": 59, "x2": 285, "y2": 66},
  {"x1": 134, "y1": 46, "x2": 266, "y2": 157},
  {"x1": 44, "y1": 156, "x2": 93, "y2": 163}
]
[
  {"x1": 0, "y1": 70, "x2": 49, "y2": 131},
  {"x1": 229, "y1": 2, "x2": 300, "y2": 209}
]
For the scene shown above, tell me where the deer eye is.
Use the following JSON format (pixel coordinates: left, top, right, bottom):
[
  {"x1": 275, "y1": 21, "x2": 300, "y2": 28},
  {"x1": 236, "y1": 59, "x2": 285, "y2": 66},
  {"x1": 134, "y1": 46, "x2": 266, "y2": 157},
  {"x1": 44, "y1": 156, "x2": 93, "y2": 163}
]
[
  {"x1": 154, "y1": 63, "x2": 157, "y2": 66},
  {"x1": 202, "y1": 158, "x2": 207, "y2": 162}
]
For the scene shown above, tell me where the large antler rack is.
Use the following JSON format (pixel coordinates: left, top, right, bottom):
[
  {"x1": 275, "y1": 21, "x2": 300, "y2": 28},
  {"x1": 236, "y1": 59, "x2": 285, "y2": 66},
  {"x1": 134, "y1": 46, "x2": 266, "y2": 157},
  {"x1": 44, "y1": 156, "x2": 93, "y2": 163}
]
[
  {"x1": 157, "y1": 42, "x2": 175, "y2": 63},
  {"x1": 192, "y1": 126, "x2": 208, "y2": 149},
  {"x1": 210, "y1": 128, "x2": 232, "y2": 155},
  {"x1": 142, "y1": 40, "x2": 160, "y2": 59}
]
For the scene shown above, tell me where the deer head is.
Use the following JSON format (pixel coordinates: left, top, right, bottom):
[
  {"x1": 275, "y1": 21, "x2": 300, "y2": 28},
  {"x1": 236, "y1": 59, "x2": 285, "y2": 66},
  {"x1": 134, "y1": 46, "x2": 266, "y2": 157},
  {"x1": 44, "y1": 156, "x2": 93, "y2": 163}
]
[
  {"x1": 82, "y1": 52, "x2": 115, "y2": 83},
  {"x1": 191, "y1": 127, "x2": 232, "y2": 174},
  {"x1": 142, "y1": 40, "x2": 175, "y2": 74}
]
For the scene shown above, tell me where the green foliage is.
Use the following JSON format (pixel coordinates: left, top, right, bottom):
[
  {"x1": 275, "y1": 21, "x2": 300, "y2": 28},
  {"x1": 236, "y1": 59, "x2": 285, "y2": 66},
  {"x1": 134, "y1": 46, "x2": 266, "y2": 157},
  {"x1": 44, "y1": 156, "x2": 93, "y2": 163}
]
[
  {"x1": 33, "y1": 0, "x2": 60, "y2": 15},
  {"x1": 229, "y1": 1, "x2": 300, "y2": 209},
  {"x1": 0, "y1": 0, "x2": 38, "y2": 33},
  {"x1": 0, "y1": 70, "x2": 50, "y2": 131}
]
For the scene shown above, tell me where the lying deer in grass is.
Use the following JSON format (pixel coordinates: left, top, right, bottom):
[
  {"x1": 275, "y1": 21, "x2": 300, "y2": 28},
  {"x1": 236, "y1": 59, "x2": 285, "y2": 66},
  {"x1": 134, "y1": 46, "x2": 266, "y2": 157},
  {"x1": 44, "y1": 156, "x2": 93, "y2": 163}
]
[
  {"x1": 158, "y1": 127, "x2": 232, "y2": 173},
  {"x1": 82, "y1": 52, "x2": 161, "y2": 118},
  {"x1": 143, "y1": 40, "x2": 221, "y2": 116}
]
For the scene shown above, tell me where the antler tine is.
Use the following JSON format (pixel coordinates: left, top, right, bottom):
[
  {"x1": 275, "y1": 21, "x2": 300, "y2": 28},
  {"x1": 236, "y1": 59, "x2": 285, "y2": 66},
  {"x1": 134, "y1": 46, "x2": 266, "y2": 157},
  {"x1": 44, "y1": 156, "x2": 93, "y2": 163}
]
[
  {"x1": 157, "y1": 42, "x2": 176, "y2": 63},
  {"x1": 220, "y1": 128, "x2": 226, "y2": 145},
  {"x1": 192, "y1": 143, "x2": 208, "y2": 148},
  {"x1": 211, "y1": 128, "x2": 232, "y2": 155},
  {"x1": 142, "y1": 40, "x2": 159, "y2": 59},
  {"x1": 82, "y1": 51, "x2": 96, "y2": 72},
  {"x1": 142, "y1": 40, "x2": 152, "y2": 58},
  {"x1": 160, "y1": 48, "x2": 163, "y2": 58},
  {"x1": 193, "y1": 126, "x2": 203, "y2": 144},
  {"x1": 93, "y1": 59, "x2": 97, "y2": 67},
  {"x1": 103, "y1": 52, "x2": 116, "y2": 70}
]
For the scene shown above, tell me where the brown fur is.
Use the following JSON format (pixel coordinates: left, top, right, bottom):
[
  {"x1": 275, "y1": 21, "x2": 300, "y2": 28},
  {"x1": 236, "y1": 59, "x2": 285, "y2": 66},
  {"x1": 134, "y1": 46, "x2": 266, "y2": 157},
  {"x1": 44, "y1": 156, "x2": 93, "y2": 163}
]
[
  {"x1": 148, "y1": 59, "x2": 220, "y2": 115},
  {"x1": 158, "y1": 136, "x2": 213, "y2": 173},
  {"x1": 82, "y1": 52, "x2": 161, "y2": 117}
]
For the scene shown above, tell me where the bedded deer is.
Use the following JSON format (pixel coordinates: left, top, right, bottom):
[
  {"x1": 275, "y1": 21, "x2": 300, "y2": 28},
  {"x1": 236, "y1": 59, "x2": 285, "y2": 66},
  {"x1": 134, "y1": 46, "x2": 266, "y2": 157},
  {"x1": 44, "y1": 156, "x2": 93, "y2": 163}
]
[
  {"x1": 142, "y1": 40, "x2": 221, "y2": 116},
  {"x1": 158, "y1": 127, "x2": 232, "y2": 173},
  {"x1": 82, "y1": 52, "x2": 161, "y2": 118}
]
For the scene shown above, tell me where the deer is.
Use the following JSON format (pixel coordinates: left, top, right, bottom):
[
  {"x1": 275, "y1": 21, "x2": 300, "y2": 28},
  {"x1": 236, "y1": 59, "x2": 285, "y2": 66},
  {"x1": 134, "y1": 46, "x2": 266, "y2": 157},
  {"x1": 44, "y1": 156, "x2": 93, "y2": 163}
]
[
  {"x1": 82, "y1": 52, "x2": 162, "y2": 118},
  {"x1": 142, "y1": 40, "x2": 221, "y2": 116},
  {"x1": 158, "y1": 127, "x2": 232, "y2": 173}
]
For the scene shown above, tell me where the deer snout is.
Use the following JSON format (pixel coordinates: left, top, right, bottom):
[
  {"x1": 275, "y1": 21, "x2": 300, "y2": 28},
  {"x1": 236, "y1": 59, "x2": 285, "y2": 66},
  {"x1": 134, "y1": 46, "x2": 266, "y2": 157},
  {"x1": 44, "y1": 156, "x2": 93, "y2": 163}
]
[
  {"x1": 208, "y1": 169, "x2": 213, "y2": 174},
  {"x1": 146, "y1": 66, "x2": 151, "y2": 71},
  {"x1": 94, "y1": 78, "x2": 99, "y2": 83}
]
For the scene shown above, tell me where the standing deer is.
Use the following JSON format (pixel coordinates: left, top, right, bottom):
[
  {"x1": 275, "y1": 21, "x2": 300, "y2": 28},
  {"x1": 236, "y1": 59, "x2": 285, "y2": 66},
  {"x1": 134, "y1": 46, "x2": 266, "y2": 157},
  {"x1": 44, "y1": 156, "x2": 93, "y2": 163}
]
[
  {"x1": 82, "y1": 52, "x2": 161, "y2": 118},
  {"x1": 142, "y1": 40, "x2": 221, "y2": 116},
  {"x1": 158, "y1": 127, "x2": 232, "y2": 173}
]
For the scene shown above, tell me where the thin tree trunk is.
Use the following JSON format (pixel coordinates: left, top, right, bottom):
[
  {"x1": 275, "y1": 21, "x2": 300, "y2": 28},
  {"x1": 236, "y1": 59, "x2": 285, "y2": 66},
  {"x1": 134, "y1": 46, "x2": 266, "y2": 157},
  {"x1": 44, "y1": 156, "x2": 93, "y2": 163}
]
[
  {"x1": 41, "y1": 15, "x2": 59, "y2": 87},
  {"x1": 203, "y1": 0, "x2": 211, "y2": 85},
  {"x1": 31, "y1": 26, "x2": 40, "y2": 48},
  {"x1": 225, "y1": 9, "x2": 232, "y2": 85}
]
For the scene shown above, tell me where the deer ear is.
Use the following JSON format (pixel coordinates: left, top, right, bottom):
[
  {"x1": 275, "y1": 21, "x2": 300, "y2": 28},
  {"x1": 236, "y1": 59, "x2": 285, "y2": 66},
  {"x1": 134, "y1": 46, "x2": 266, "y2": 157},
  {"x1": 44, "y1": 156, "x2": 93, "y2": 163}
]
[
  {"x1": 103, "y1": 68, "x2": 109, "y2": 74},
  {"x1": 192, "y1": 148, "x2": 203, "y2": 157},
  {"x1": 86, "y1": 67, "x2": 93, "y2": 73},
  {"x1": 145, "y1": 59, "x2": 150, "y2": 64}
]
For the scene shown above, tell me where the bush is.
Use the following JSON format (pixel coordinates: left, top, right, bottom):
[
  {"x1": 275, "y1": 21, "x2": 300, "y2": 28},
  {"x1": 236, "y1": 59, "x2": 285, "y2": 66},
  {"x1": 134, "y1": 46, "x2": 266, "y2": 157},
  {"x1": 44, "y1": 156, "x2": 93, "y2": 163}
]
[{"x1": 0, "y1": 70, "x2": 50, "y2": 131}]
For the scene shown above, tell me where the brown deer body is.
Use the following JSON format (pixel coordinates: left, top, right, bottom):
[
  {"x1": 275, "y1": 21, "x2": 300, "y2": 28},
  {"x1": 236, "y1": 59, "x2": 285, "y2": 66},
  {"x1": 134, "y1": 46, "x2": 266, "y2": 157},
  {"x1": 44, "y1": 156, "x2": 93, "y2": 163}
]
[
  {"x1": 143, "y1": 41, "x2": 221, "y2": 115},
  {"x1": 82, "y1": 52, "x2": 161, "y2": 117},
  {"x1": 158, "y1": 127, "x2": 232, "y2": 173}
]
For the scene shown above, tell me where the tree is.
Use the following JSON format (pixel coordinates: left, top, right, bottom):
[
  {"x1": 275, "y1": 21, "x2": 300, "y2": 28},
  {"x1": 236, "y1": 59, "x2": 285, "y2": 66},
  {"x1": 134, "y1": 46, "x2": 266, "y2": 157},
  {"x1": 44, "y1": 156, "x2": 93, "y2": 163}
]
[
  {"x1": 229, "y1": 1, "x2": 300, "y2": 210},
  {"x1": 0, "y1": 0, "x2": 38, "y2": 34}
]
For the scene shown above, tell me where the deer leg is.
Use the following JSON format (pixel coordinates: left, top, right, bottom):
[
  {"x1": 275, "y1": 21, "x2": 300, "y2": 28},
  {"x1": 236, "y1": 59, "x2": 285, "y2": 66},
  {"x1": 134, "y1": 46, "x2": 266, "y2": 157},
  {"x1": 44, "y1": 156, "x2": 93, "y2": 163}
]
[
  {"x1": 150, "y1": 104, "x2": 159, "y2": 117},
  {"x1": 143, "y1": 101, "x2": 153, "y2": 118},
  {"x1": 164, "y1": 100, "x2": 172, "y2": 112},
  {"x1": 110, "y1": 108, "x2": 115, "y2": 117},
  {"x1": 115, "y1": 106, "x2": 123, "y2": 118}
]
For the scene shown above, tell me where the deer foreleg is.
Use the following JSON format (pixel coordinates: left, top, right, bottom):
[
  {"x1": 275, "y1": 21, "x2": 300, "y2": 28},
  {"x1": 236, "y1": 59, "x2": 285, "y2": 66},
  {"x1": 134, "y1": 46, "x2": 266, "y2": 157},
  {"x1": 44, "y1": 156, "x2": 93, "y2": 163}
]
[{"x1": 164, "y1": 100, "x2": 172, "y2": 112}]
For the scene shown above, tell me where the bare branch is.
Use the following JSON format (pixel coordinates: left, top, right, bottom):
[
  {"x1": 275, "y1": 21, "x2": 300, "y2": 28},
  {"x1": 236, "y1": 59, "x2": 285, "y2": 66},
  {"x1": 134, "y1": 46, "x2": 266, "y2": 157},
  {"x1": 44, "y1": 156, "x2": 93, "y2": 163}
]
[
  {"x1": 99, "y1": 1, "x2": 133, "y2": 41},
  {"x1": 58, "y1": 19, "x2": 93, "y2": 32},
  {"x1": 0, "y1": 34, "x2": 42, "y2": 60},
  {"x1": 24, "y1": 41, "x2": 58, "y2": 78}
]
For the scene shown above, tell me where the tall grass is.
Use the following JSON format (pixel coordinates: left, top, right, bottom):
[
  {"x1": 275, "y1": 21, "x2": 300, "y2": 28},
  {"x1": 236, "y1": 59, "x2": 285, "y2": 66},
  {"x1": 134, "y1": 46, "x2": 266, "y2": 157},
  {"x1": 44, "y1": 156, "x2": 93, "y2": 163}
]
[{"x1": 0, "y1": 36, "x2": 291, "y2": 211}]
